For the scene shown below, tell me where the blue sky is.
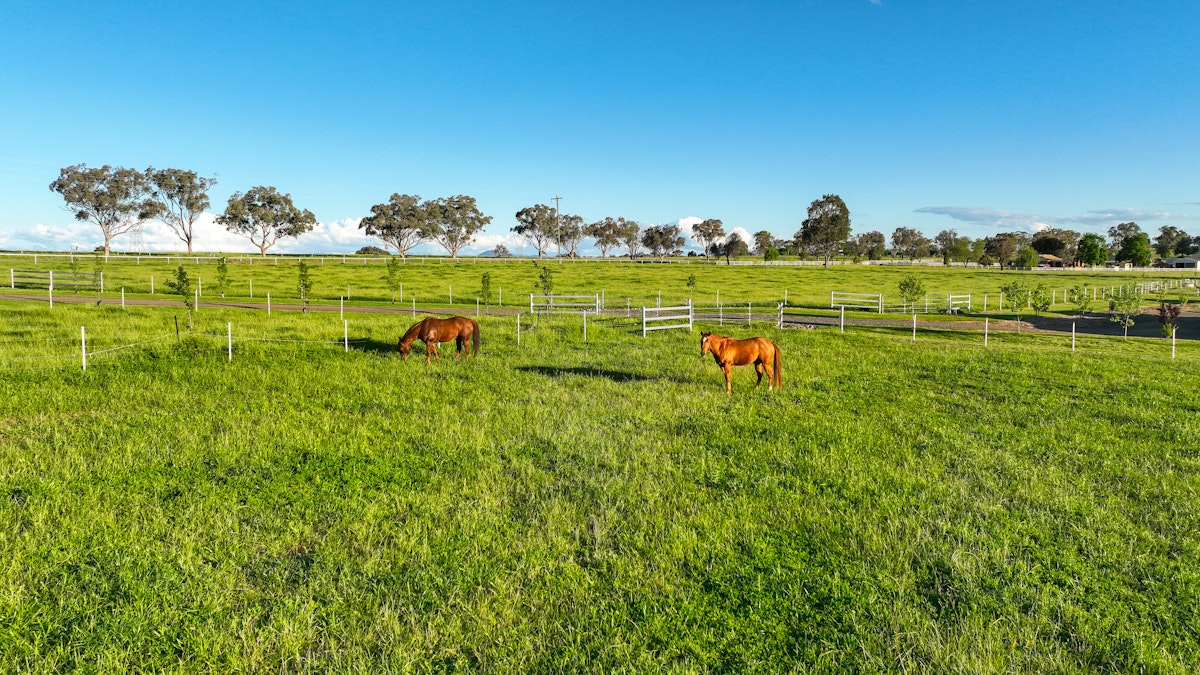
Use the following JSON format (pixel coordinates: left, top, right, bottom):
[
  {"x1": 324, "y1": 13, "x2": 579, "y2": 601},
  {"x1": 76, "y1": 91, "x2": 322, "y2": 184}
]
[{"x1": 1, "y1": 1, "x2": 1197, "y2": 254}]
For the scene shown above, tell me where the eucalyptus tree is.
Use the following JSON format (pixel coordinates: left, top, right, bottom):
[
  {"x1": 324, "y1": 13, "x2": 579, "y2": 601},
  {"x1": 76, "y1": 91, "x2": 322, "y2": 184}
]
[
  {"x1": 584, "y1": 217, "x2": 628, "y2": 258},
  {"x1": 49, "y1": 164, "x2": 158, "y2": 255},
  {"x1": 146, "y1": 167, "x2": 217, "y2": 254},
  {"x1": 423, "y1": 195, "x2": 491, "y2": 259},
  {"x1": 642, "y1": 224, "x2": 685, "y2": 260},
  {"x1": 513, "y1": 204, "x2": 558, "y2": 258},
  {"x1": 691, "y1": 219, "x2": 725, "y2": 261},
  {"x1": 1077, "y1": 233, "x2": 1109, "y2": 266},
  {"x1": 620, "y1": 219, "x2": 643, "y2": 258},
  {"x1": 216, "y1": 186, "x2": 317, "y2": 256},
  {"x1": 798, "y1": 194, "x2": 851, "y2": 267},
  {"x1": 853, "y1": 231, "x2": 887, "y2": 260},
  {"x1": 891, "y1": 227, "x2": 930, "y2": 260},
  {"x1": 554, "y1": 213, "x2": 585, "y2": 258},
  {"x1": 752, "y1": 230, "x2": 774, "y2": 255},
  {"x1": 359, "y1": 193, "x2": 428, "y2": 257}
]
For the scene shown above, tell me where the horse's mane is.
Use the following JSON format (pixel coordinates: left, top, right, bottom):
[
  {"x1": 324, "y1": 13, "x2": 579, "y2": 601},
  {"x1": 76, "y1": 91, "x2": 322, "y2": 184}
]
[{"x1": 400, "y1": 317, "x2": 426, "y2": 345}]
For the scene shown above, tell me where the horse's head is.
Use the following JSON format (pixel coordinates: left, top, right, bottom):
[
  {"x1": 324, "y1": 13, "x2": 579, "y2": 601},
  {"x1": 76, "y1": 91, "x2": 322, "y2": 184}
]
[
  {"x1": 398, "y1": 337, "x2": 410, "y2": 359},
  {"x1": 700, "y1": 331, "x2": 713, "y2": 356}
]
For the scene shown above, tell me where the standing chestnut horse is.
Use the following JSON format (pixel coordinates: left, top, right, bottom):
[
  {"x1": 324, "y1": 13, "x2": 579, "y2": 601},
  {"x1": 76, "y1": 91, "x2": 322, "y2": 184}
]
[
  {"x1": 700, "y1": 331, "x2": 782, "y2": 394},
  {"x1": 399, "y1": 316, "x2": 480, "y2": 364}
]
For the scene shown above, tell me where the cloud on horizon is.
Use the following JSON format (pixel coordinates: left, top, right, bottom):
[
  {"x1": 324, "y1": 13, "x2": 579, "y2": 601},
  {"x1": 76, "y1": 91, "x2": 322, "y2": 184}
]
[{"x1": 916, "y1": 206, "x2": 1195, "y2": 234}]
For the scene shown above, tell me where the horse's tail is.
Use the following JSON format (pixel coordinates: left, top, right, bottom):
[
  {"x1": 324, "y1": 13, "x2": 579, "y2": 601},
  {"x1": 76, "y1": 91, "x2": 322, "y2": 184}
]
[
  {"x1": 773, "y1": 341, "x2": 782, "y2": 389},
  {"x1": 472, "y1": 320, "x2": 481, "y2": 355}
]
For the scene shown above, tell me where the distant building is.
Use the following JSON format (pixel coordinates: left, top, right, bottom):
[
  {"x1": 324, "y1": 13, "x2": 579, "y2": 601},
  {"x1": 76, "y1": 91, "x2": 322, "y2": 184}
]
[
  {"x1": 1161, "y1": 257, "x2": 1200, "y2": 269},
  {"x1": 1037, "y1": 254, "x2": 1064, "y2": 268}
]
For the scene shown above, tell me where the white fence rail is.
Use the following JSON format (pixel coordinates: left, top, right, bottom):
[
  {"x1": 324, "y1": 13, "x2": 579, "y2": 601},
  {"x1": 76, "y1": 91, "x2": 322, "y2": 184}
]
[
  {"x1": 642, "y1": 301, "x2": 693, "y2": 337},
  {"x1": 530, "y1": 293, "x2": 601, "y2": 314},
  {"x1": 831, "y1": 292, "x2": 883, "y2": 313}
]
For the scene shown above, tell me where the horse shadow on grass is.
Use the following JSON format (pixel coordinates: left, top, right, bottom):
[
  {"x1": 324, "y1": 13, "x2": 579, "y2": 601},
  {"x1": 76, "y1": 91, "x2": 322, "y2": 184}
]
[
  {"x1": 515, "y1": 365, "x2": 672, "y2": 383},
  {"x1": 352, "y1": 338, "x2": 402, "y2": 356}
]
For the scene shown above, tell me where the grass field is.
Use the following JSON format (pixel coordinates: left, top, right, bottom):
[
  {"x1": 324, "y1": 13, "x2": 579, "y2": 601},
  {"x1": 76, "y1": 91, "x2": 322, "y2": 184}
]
[
  {"x1": 1, "y1": 292, "x2": 1198, "y2": 672},
  {"x1": 3, "y1": 253, "x2": 1195, "y2": 312}
]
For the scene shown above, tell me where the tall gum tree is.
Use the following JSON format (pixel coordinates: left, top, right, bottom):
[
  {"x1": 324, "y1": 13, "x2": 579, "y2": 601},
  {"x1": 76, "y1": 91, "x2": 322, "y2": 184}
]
[
  {"x1": 798, "y1": 194, "x2": 850, "y2": 268},
  {"x1": 513, "y1": 204, "x2": 558, "y2": 258},
  {"x1": 147, "y1": 167, "x2": 217, "y2": 254},
  {"x1": 359, "y1": 193, "x2": 428, "y2": 257},
  {"x1": 217, "y1": 186, "x2": 316, "y2": 256},
  {"x1": 424, "y1": 195, "x2": 491, "y2": 259},
  {"x1": 49, "y1": 164, "x2": 158, "y2": 255}
]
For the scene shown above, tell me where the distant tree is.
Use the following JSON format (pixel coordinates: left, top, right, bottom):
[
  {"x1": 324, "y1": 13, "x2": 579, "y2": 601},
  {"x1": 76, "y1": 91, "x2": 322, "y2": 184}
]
[
  {"x1": 620, "y1": 220, "x2": 643, "y2": 258},
  {"x1": 359, "y1": 193, "x2": 428, "y2": 257},
  {"x1": 798, "y1": 194, "x2": 851, "y2": 267},
  {"x1": 1116, "y1": 233, "x2": 1153, "y2": 267},
  {"x1": 978, "y1": 254, "x2": 995, "y2": 267},
  {"x1": 1031, "y1": 232, "x2": 1066, "y2": 258},
  {"x1": 897, "y1": 273, "x2": 925, "y2": 312},
  {"x1": 934, "y1": 229, "x2": 959, "y2": 265},
  {"x1": 533, "y1": 262, "x2": 554, "y2": 295},
  {"x1": 217, "y1": 186, "x2": 316, "y2": 256},
  {"x1": 423, "y1": 195, "x2": 491, "y2": 259},
  {"x1": 356, "y1": 245, "x2": 388, "y2": 255},
  {"x1": 1067, "y1": 284, "x2": 1093, "y2": 317},
  {"x1": 891, "y1": 227, "x2": 930, "y2": 260},
  {"x1": 1154, "y1": 225, "x2": 1191, "y2": 257},
  {"x1": 554, "y1": 212, "x2": 585, "y2": 258},
  {"x1": 753, "y1": 230, "x2": 774, "y2": 255},
  {"x1": 969, "y1": 238, "x2": 987, "y2": 264},
  {"x1": 1104, "y1": 222, "x2": 1142, "y2": 251},
  {"x1": 1015, "y1": 246, "x2": 1039, "y2": 268},
  {"x1": 584, "y1": 217, "x2": 628, "y2": 258},
  {"x1": 720, "y1": 232, "x2": 749, "y2": 263},
  {"x1": 480, "y1": 271, "x2": 493, "y2": 306},
  {"x1": 642, "y1": 224, "x2": 684, "y2": 260},
  {"x1": 513, "y1": 204, "x2": 557, "y2": 258},
  {"x1": 948, "y1": 236, "x2": 971, "y2": 264},
  {"x1": 49, "y1": 164, "x2": 158, "y2": 255},
  {"x1": 164, "y1": 264, "x2": 195, "y2": 328},
  {"x1": 1030, "y1": 282, "x2": 1051, "y2": 316},
  {"x1": 1077, "y1": 233, "x2": 1109, "y2": 266},
  {"x1": 1108, "y1": 285, "x2": 1144, "y2": 339},
  {"x1": 146, "y1": 167, "x2": 217, "y2": 254},
  {"x1": 691, "y1": 219, "x2": 725, "y2": 261},
  {"x1": 763, "y1": 247, "x2": 781, "y2": 261},
  {"x1": 492, "y1": 244, "x2": 512, "y2": 258},
  {"x1": 984, "y1": 235, "x2": 1018, "y2": 267},
  {"x1": 853, "y1": 231, "x2": 887, "y2": 260}
]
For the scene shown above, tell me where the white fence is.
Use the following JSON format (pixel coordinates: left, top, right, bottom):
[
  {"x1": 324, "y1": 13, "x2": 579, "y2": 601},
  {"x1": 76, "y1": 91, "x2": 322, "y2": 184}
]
[
  {"x1": 642, "y1": 301, "x2": 693, "y2": 337},
  {"x1": 530, "y1": 293, "x2": 601, "y2": 314},
  {"x1": 831, "y1": 292, "x2": 883, "y2": 313}
]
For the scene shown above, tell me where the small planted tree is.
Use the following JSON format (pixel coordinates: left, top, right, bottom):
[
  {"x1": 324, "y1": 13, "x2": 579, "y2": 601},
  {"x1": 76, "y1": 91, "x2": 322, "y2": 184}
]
[
  {"x1": 686, "y1": 273, "x2": 697, "y2": 301},
  {"x1": 385, "y1": 257, "x2": 402, "y2": 303},
  {"x1": 67, "y1": 247, "x2": 82, "y2": 294},
  {"x1": 216, "y1": 257, "x2": 229, "y2": 298},
  {"x1": 1067, "y1": 284, "x2": 1093, "y2": 318},
  {"x1": 535, "y1": 263, "x2": 554, "y2": 296},
  {"x1": 897, "y1": 273, "x2": 925, "y2": 313},
  {"x1": 297, "y1": 260, "x2": 314, "y2": 313},
  {"x1": 1157, "y1": 291, "x2": 1182, "y2": 338},
  {"x1": 165, "y1": 265, "x2": 194, "y2": 328},
  {"x1": 480, "y1": 271, "x2": 493, "y2": 307},
  {"x1": 1108, "y1": 285, "x2": 1144, "y2": 339},
  {"x1": 999, "y1": 280, "x2": 1031, "y2": 326},
  {"x1": 1030, "y1": 283, "x2": 1051, "y2": 316},
  {"x1": 91, "y1": 255, "x2": 106, "y2": 299}
]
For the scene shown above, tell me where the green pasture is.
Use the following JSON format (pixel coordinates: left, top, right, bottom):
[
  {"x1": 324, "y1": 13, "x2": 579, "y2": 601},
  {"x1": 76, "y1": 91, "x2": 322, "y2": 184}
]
[
  {"x1": 1, "y1": 298, "x2": 1198, "y2": 672},
  {"x1": 3, "y1": 254, "x2": 1195, "y2": 314}
]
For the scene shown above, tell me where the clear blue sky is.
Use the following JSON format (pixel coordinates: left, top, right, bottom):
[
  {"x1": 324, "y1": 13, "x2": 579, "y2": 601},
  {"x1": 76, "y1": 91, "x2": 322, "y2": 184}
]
[{"x1": 1, "y1": 1, "x2": 1197, "y2": 254}]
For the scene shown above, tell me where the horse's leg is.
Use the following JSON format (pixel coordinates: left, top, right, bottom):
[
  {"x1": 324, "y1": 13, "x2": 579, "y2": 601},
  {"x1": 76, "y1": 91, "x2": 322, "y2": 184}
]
[
  {"x1": 425, "y1": 341, "x2": 431, "y2": 365},
  {"x1": 431, "y1": 342, "x2": 440, "y2": 362},
  {"x1": 723, "y1": 364, "x2": 733, "y2": 394},
  {"x1": 755, "y1": 361, "x2": 765, "y2": 389},
  {"x1": 456, "y1": 336, "x2": 464, "y2": 360}
]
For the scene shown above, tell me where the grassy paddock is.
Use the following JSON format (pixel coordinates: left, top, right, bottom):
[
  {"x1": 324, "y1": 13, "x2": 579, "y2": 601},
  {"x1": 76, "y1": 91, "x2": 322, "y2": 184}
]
[
  {"x1": 3, "y1": 255, "x2": 1195, "y2": 313},
  {"x1": 1, "y1": 300, "x2": 1198, "y2": 672}
]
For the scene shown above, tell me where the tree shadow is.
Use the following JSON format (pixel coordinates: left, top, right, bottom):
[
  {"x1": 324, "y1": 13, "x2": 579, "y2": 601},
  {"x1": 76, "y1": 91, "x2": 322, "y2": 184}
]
[{"x1": 514, "y1": 365, "x2": 660, "y2": 382}]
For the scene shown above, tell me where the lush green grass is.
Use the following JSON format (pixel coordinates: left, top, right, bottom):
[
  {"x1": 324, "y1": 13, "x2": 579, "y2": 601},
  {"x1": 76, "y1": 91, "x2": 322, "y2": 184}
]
[
  {"x1": 1, "y1": 300, "x2": 1198, "y2": 672},
  {"x1": 4, "y1": 254, "x2": 1195, "y2": 313}
]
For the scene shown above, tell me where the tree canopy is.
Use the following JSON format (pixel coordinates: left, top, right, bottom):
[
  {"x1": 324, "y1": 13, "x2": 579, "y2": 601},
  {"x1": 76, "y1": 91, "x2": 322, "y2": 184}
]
[
  {"x1": 49, "y1": 164, "x2": 159, "y2": 255},
  {"x1": 512, "y1": 204, "x2": 558, "y2": 258},
  {"x1": 798, "y1": 194, "x2": 851, "y2": 267},
  {"x1": 891, "y1": 227, "x2": 930, "y2": 260},
  {"x1": 584, "y1": 217, "x2": 629, "y2": 259},
  {"x1": 691, "y1": 219, "x2": 725, "y2": 261},
  {"x1": 1077, "y1": 233, "x2": 1109, "y2": 266},
  {"x1": 146, "y1": 167, "x2": 216, "y2": 255},
  {"x1": 216, "y1": 186, "x2": 317, "y2": 256},
  {"x1": 423, "y1": 195, "x2": 491, "y2": 259},
  {"x1": 1115, "y1": 232, "x2": 1153, "y2": 267},
  {"x1": 554, "y1": 213, "x2": 585, "y2": 258},
  {"x1": 642, "y1": 224, "x2": 684, "y2": 260},
  {"x1": 359, "y1": 193, "x2": 428, "y2": 257}
]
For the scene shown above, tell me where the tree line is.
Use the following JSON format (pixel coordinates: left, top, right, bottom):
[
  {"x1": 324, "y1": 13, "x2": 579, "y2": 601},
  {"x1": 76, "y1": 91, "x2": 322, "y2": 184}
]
[{"x1": 48, "y1": 166, "x2": 1190, "y2": 266}]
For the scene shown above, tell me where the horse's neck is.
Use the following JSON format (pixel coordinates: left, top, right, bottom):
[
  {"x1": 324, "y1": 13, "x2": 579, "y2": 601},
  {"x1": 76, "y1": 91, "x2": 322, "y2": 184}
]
[{"x1": 402, "y1": 320, "x2": 425, "y2": 343}]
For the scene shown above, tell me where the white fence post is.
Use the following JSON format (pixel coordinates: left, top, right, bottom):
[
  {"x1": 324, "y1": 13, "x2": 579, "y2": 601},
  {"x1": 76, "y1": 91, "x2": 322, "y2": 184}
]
[
  {"x1": 912, "y1": 314, "x2": 916, "y2": 342},
  {"x1": 194, "y1": 287, "x2": 199, "y2": 311},
  {"x1": 840, "y1": 306, "x2": 845, "y2": 333},
  {"x1": 582, "y1": 311, "x2": 587, "y2": 342},
  {"x1": 642, "y1": 306, "x2": 647, "y2": 338},
  {"x1": 151, "y1": 275, "x2": 154, "y2": 294},
  {"x1": 412, "y1": 297, "x2": 416, "y2": 316},
  {"x1": 1072, "y1": 322, "x2": 1076, "y2": 352},
  {"x1": 249, "y1": 278, "x2": 253, "y2": 297},
  {"x1": 267, "y1": 292, "x2": 271, "y2": 317},
  {"x1": 121, "y1": 287, "x2": 125, "y2": 308},
  {"x1": 344, "y1": 320, "x2": 348, "y2": 352},
  {"x1": 81, "y1": 326, "x2": 86, "y2": 371},
  {"x1": 1172, "y1": 326, "x2": 1177, "y2": 359},
  {"x1": 10, "y1": 269, "x2": 13, "y2": 289},
  {"x1": 227, "y1": 322, "x2": 232, "y2": 361},
  {"x1": 747, "y1": 302, "x2": 751, "y2": 326},
  {"x1": 340, "y1": 297, "x2": 344, "y2": 320},
  {"x1": 984, "y1": 317, "x2": 989, "y2": 347},
  {"x1": 517, "y1": 312, "x2": 521, "y2": 346}
]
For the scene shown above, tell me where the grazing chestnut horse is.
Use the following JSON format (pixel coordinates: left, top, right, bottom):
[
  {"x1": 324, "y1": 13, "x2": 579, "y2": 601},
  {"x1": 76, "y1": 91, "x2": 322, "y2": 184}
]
[
  {"x1": 398, "y1": 316, "x2": 480, "y2": 364},
  {"x1": 700, "y1": 331, "x2": 782, "y2": 394}
]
